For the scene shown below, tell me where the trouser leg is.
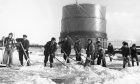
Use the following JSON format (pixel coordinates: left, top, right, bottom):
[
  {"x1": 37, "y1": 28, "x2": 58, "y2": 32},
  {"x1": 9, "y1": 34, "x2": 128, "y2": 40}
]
[
  {"x1": 19, "y1": 51, "x2": 24, "y2": 66},
  {"x1": 91, "y1": 53, "x2": 95, "y2": 65},
  {"x1": 127, "y1": 57, "x2": 131, "y2": 67},
  {"x1": 63, "y1": 53, "x2": 67, "y2": 61},
  {"x1": 135, "y1": 55, "x2": 139, "y2": 66},
  {"x1": 108, "y1": 53, "x2": 112, "y2": 61},
  {"x1": 49, "y1": 54, "x2": 54, "y2": 68},
  {"x1": 44, "y1": 53, "x2": 49, "y2": 66},
  {"x1": 8, "y1": 50, "x2": 13, "y2": 66},
  {"x1": 97, "y1": 56, "x2": 102, "y2": 65},
  {"x1": 24, "y1": 51, "x2": 30, "y2": 66},
  {"x1": 102, "y1": 58, "x2": 106, "y2": 67},
  {"x1": 66, "y1": 53, "x2": 70, "y2": 63},
  {"x1": 76, "y1": 53, "x2": 78, "y2": 61},
  {"x1": 3, "y1": 50, "x2": 8, "y2": 64},
  {"x1": 131, "y1": 57, "x2": 134, "y2": 66},
  {"x1": 76, "y1": 53, "x2": 81, "y2": 61},
  {"x1": 123, "y1": 57, "x2": 126, "y2": 68},
  {"x1": 84, "y1": 54, "x2": 90, "y2": 66},
  {"x1": 50, "y1": 54, "x2": 54, "y2": 63}
]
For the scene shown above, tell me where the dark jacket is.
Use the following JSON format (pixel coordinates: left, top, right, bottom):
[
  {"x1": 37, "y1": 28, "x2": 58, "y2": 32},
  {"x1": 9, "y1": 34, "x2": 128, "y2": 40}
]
[
  {"x1": 74, "y1": 42, "x2": 82, "y2": 53},
  {"x1": 60, "y1": 40, "x2": 71, "y2": 54},
  {"x1": 98, "y1": 48, "x2": 105, "y2": 58},
  {"x1": 44, "y1": 41, "x2": 57, "y2": 54},
  {"x1": 4, "y1": 37, "x2": 15, "y2": 49},
  {"x1": 17, "y1": 39, "x2": 30, "y2": 51},
  {"x1": 86, "y1": 43, "x2": 95, "y2": 54},
  {"x1": 121, "y1": 46, "x2": 130, "y2": 57},
  {"x1": 130, "y1": 47, "x2": 137, "y2": 56},
  {"x1": 108, "y1": 45, "x2": 114, "y2": 53}
]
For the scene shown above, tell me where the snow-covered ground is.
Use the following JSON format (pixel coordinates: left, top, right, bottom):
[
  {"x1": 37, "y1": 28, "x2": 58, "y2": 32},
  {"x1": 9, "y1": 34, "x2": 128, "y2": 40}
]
[{"x1": 0, "y1": 48, "x2": 140, "y2": 84}]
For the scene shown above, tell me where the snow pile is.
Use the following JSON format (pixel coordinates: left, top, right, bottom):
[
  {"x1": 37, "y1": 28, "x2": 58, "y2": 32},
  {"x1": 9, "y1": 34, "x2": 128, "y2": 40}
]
[
  {"x1": 15, "y1": 75, "x2": 56, "y2": 84},
  {"x1": 20, "y1": 65, "x2": 45, "y2": 72},
  {"x1": 68, "y1": 65, "x2": 140, "y2": 84}
]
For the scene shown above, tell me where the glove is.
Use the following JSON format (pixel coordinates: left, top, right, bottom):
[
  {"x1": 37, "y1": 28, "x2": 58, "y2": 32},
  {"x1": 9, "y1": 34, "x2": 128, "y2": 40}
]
[{"x1": 51, "y1": 53, "x2": 55, "y2": 58}]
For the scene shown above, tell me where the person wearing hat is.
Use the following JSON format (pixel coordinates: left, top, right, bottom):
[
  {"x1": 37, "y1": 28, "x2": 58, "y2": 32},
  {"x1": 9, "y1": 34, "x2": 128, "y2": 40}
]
[
  {"x1": 44, "y1": 37, "x2": 57, "y2": 68},
  {"x1": 121, "y1": 42, "x2": 131, "y2": 68},
  {"x1": 130, "y1": 44, "x2": 139, "y2": 66},
  {"x1": 84, "y1": 39, "x2": 95, "y2": 67},
  {"x1": 3, "y1": 33, "x2": 15, "y2": 67},
  {"x1": 17, "y1": 35, "x2": 30, "y2": 66}
]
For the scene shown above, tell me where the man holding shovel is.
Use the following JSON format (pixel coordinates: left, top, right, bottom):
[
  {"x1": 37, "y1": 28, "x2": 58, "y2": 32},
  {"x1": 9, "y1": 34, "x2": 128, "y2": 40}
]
[
  {"x1": 16, "y1": 35, "x2": 30, "y2": 66},
  {"x1": 74, "y1": 39, "x2": 83, "y2": 63}
]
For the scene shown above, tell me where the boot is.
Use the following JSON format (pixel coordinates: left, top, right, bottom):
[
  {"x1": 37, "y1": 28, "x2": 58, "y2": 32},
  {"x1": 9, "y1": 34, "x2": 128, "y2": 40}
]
[
  {"x1": 67, "y1": 59, "x2": 70, "y2": 63},
  {"x1": 27, "y1": 61, "x2": 31, "y2": 66},
  {"x1": 44, "y1": 63, "x2": 47, "y2": 67},
  {"x1": 110, "y1": 57, "x2": 112, "y2": 61},
  {"x1": 20, "y1": 61, "x2": 23, "y2": 66},
  {"x1": 50, "y1": 63, "x2": 53, "y2": 68}
]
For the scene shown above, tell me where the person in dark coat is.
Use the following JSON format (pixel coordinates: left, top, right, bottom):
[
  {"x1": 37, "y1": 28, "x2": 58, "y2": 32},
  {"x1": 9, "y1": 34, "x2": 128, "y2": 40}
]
[
  {"x1": 3, "y1": 33, "x2": 15, "y2": 67},
  {"x1": 59, "y1": 37, "x2": 71, "y2": 63},
  {"x1": 44, "y1": 37, "x2": 57, "y2": 68},
  {"x1": 16, "y1": 35, "x2": 30, "y2": 66},
  {"x1": 84, "y1": 39, "x2": 95, "y2": 67},
  {"x1": 94, "y1": 41, "x2": 101, "y2": 59},
  {"x1": 130, "y1": 44, "x2": 139, "y2": 66},
  {"x1": 97, "y1": 45, "x2": 106, "y2": 67},
  {"x1": 74, "y1": 39, "x2": 82, "y2": 62},
  {"x1": 121, "y1": 42, "x2": 131, "y2": 68},
  {"x1": 108, "y1": 43, "x2": 114, "y2": 61}
]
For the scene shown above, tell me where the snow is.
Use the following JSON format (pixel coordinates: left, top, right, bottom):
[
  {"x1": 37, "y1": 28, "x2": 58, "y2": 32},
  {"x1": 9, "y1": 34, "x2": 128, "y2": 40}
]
[
  {"x1": 16, "y1": 75, "x2": 56, "y2": 84},
  {"x1": 0, "y1": 48, "x2": 140, "y2": 84}
]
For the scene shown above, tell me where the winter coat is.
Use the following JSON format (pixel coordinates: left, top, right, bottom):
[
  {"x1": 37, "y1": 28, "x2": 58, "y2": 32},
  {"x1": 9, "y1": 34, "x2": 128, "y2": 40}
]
[
  {"x1": 108, "y1": 45, "x2": 114, "y2": 53},
  {"x1": 86, "y1": 43, "x2": 95, "y2": 55},
  {"x1": 4, "y1": 37, "x2": 15, "y2": 50},
  {"x1": 60, "y1": 40, "x2": 71, "y2": 55},
  {"x1": 44, "y1": 41, "x2": 57, "y2": 54},
  {"x1": 17, "y1": 39, "x2": 30, "y2": 52},
  {"x1": 98, "y1": 48, "x2": 105, "y2": 59},
  {"x1": 121, "y1": 46, "x2": 131, "y2": 57},
  {"x1": 74, "y1": 42, "x2": 82, "y2": 53},
  {"x1": 130, "y1": 47, "x2": 137, "y2": 56}
]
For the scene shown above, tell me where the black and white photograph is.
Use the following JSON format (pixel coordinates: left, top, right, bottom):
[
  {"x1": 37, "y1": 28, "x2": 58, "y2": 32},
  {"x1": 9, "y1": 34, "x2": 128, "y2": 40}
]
[{"x1": 0, "y1": 0, "x2": 140, "y2": 84}]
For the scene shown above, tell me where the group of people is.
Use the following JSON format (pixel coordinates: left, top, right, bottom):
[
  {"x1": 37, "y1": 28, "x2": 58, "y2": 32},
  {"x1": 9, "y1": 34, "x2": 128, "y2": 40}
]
[
  {"x1": 1, "y1": 33, "x2": 139, "y2": 69},
  {"x1": 2, "y1": 33, "x2": 30, "y2": 67},
  {"x1": 44, "y1": 37, "x2": 139, "y2": 68},
  {"x1": 44, "y1": 37, "x2": 107, "y2": 68},
  {"x1": 107, "y1": 41, "x2": 139, "y2": 68},
  {"x1": 121, "y1": 41, "x2": 139, "y2": 68}
]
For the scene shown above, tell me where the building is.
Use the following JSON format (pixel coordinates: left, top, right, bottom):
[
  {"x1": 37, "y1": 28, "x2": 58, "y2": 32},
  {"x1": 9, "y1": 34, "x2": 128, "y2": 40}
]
[{"x1": 60, "y1": 4, "x2": 107, "y2": 48}]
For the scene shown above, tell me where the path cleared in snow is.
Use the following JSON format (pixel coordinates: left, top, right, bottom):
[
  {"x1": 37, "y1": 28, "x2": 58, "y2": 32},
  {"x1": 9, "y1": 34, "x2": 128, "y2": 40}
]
[{"x1": 0, "y1": 49, "x2": 140, "y2": 84}]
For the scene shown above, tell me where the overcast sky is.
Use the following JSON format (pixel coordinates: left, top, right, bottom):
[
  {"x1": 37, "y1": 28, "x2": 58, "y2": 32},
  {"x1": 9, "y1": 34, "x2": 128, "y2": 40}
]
[{"x1": 0, "y1": 0, "x2": 140, "y2": 45}]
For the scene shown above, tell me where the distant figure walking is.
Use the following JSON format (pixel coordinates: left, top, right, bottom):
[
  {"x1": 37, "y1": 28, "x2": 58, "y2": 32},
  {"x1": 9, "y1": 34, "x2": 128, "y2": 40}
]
[
  {"x1": 108, "y1": 43, "x2": 114, "y2": 61},
  {"x1": 121, "y1": 42, "x2": 131, "y2": 68},
  {"x1": 3, "y1": 33, "x2": 15, "y2": 67},
  {"x1": 130, "y1": 44, "x2": 139, "y2": 66},
  {"x1": 44, "y1": 37, "x2": 57, "y2": 68}
]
